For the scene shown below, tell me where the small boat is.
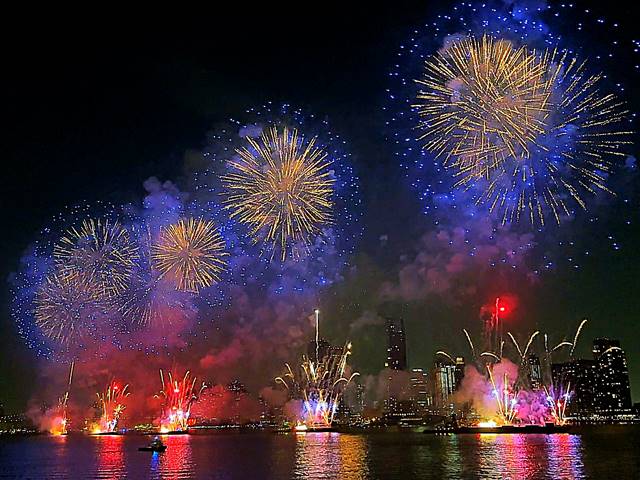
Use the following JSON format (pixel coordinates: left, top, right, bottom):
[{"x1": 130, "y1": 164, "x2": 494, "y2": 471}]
[{"x1": 138, "y1": 437, "x2": 167, "y2": 452}]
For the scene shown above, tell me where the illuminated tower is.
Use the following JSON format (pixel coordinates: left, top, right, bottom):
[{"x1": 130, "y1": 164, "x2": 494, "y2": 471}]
[
  {"x1": 551, "y1": 360, "x2": 599, "y2": 417},
  {"x1": 410, "y1": 368, "x2": 431, "y2": 413},
  {"x1": 307, "y1": 309, "x2": 330, "y2": 363},
  {"x1": 593, "y1": 338, "x2": 632, "y2": 414},
  {"x1": 385, "y1": 318, "x2": 407, "y2": 371},
  {"x1": 454, "y1": 357, "x2": 466, "y2": 390},
  {"x1": 527, "y1": 354, "x2": 542, "y2": 390},
  {"x1": 434, "y1": 360, "x2": 456, "y2": 411}
]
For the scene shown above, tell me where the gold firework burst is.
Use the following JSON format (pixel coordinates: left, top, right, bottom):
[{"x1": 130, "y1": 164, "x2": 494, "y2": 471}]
[
  {"x1": 221, "y1": 125, "x2": 335, "y2": 260},
  {"x1": 414, "y1": 34, "x2": 631, "y2": 225},
  {"x1": 35, "y1": 273, "x2": 105, "y2": 343},
  {"x1": 53, "y1": 218, "x2": 138, "y2": 298},
  {"x1": 150, "y1": 218, "x2": 227, "y2": 293}
]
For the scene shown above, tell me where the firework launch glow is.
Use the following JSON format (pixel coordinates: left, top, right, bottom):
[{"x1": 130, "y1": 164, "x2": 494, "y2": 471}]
[
  {"x1": 92, "y1": 381, "x2": 130, "y2": 434},
  {"x1": 544, "y1": 382, "x2": 573, "y2": 426},
  {"x1": 486, "y1": 366, "x2": 518, "y2": 425},
  {"x1": 49, "y1": 362, "x2": 74, "y2": 435},
  {"x1": 156, "y1": 370, "x2": 207, "y2": 432},
  {"x1": 438, "y1": 313, "x2": 590, "y2": 427},
  {"x1": 222, "y1": 125, "x2": 335, "y2": 260},
  {"x1": 276, "y1": 313, "x2": 358, "y2": 429}
]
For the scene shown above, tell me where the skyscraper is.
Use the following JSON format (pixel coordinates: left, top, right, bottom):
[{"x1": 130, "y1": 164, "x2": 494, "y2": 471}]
[
  {"x1": 385, "y1": 318, "x2": 407, "y2": 371},
  {"x1": 593, "y1": 338, "x2": 632, "y2": 414},
  {"x1": 454, "y1": 357, "x2": 465, "y2": 390},
  {"x1": 434, "y1": 361, "x2": 457, "y2": 410},
  {"x1": 307, "y1": 338, "x2": 331, "y2": 364},
  {"x1": 551, "y1": 359, "x2": 599, "y2": 417},
  {"x1": 526, "y1": 354, "x2": 542, "y2": 390},
  {"x1": 410, "y1": 368, "x2": 431, "y2": 412}
]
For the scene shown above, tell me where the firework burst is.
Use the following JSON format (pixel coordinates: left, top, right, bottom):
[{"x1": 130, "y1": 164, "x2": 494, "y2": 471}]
[
  {"x1": 156, "y1": 370, "x2": 207, "y2": 432},
  {"x1": 53, "y1": 218, "x2": 139, "y2": 298},
  {"x1": 276, "y1": 313, "x2": 358, "y2": 428},
  {"x1": 93, "y1": 381, "x2": 130, "y2": 433},
  {"x1": 487, "y1": 365, "x2": 518, "y2": 425},
  {"x1": 34, "y1": 273, "x2": 107, "y2": 344},
  {"x1": 544, "y1": 382, "x2": 573, "y2": 426},
  {"x1": 151, "y1": 218, "x2": 228, "y2": 293},
  {"x1": 222, "y1": 125, "x2": 335, "y2": 260},
  {"x1": 414, "y1": 34, "x2": 631, "y2": 225}
]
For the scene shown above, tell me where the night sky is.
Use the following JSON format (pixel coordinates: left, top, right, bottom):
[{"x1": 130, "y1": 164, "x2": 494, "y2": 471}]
[{"x1": 3, "y1": 1, "x2": 640, "y2": 411}]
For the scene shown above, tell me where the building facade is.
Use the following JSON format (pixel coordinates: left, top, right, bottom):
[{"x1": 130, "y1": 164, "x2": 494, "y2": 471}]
[{"x1": 385, "y1": 318, "x2": 407, "y2": 371}]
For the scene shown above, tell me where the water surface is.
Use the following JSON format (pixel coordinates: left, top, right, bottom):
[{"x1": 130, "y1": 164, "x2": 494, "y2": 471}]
[{"x1": 0, "y1": 430, "x2": 638, "y2": 479}]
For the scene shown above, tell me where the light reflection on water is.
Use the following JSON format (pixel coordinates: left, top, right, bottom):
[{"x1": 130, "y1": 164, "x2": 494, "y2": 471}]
[
  {"x1": 0, "y1": 431, "x2": 638, "y2": 479},
  {"x1": 293, "y1": 432, "x2": 369, "y2": 479},
  {"x1": 94, "y1": 435, "x2": 125, "y2": 479}
]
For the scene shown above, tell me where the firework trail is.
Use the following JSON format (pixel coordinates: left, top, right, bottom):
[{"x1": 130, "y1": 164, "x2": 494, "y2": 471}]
[
  {"x1": 437, "y1": 328, "x2": 502, "y2": 370},
  {"x1": 276, "y1": 312, "x2": 358, "y2": 428},
  {"x1": 507, "y1": 330, "x2": 540, "y2": 389},
  {"x1": 93, "y1": 381, "x2": 130, "y2": 433},
  {"x1": 156, "y1": 370, "x2": 207, "y2": 432},
  {"x1": 53, "y1": 218, "x2": 139, "y2": 298},
  {"x1": 544, "y1": 382, "x2": 573, "y2": 426},
  {"x1": 222, "y1": 125, "x2": 335, "y2": 261},
  {"x1": 151, "y1": 218, "x2": 228, "y2": 293},
  {"x1": 414, "y1": 34, "x2": 631, "y2": 225},
  {"x1": 482, "y1": 297, "x2": 509, "y2": 356},
  {"x1": 569, "y1": 318, "x2": 588, "y2": 358},
  {"x1": 486, "y1": 365, "x2": 518, "y2": 425},
  {"x1": 49, "y1": 362, "x2": 74, "y2": 435},
  {"x1": 507, "y1": 331, "x2": 539, "y2": 362}
]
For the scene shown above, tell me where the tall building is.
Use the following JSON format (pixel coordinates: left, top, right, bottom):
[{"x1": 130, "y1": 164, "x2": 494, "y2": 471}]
[
  {"x1": 434, "y1": 361, "x2": 457, "y2": 410},
  {"x1": 410, "y1": 368, "x2": 431, "y2": 412},
  {"x1": 552, "y1": 359, "x2": 599, "y2": 417},
  {"x1": 227, "y1": 380, "x2": 248, "y2": 425},
  {"x1": 527, "y1": 354, "x2": 543, "y2": 390},
  {"x1": 592, "y1": 338, "x2": 620, "y2": 358},
  {"x1": 385, "y1": 318, "x2": 407, "y2": 371},
  {"x1": 454, "y1": 357, "x2": 466, "y2": 390},
  {"x1": 593, "y1": 338, "x2": 632, "y2": 414},
  {"x1": 307, "y1": 338, "x2": 331, "y2": 363}
]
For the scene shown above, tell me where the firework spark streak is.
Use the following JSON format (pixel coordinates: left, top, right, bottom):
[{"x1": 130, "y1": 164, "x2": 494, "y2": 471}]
[
  {"x1": 437, "y1": 328, "x2": 502, "y2": 369},
  {"x1": 277, "y1": 345, "x2": 358, "y2": 428},
  {"x1": 93, "y1": 382, "x2": 130, "y2": 433},
  {"x1": 276, "y1": 314, "x2": 358, "y2": 429},
  {"x1": 414, "y1": 34, "x2": 631, "y2": 225},
  {"x1": 570, "y1": 318, "x2": 588, "y2": 358},
  {"x1": 53, "y1": 218, "x2": 139, "y2": 298},
  {"x1": 222, "y1": 126, "x2": 335, "y2": 260},
  {"x1": 486, "y1": 365, "x2": 518, "y2": 425},
  {"x1": 544, "y1": 382, "x2": 573, "y2": 426},
  {"x1": 151, "y1": 218, "x2": 228, "y2": 293},
  {"x1": 50, "y1": 362, "x2": 74, "y2": 435},
  {"x1": 156, "y1": 370, "x2": 207, "y2": 432}
]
